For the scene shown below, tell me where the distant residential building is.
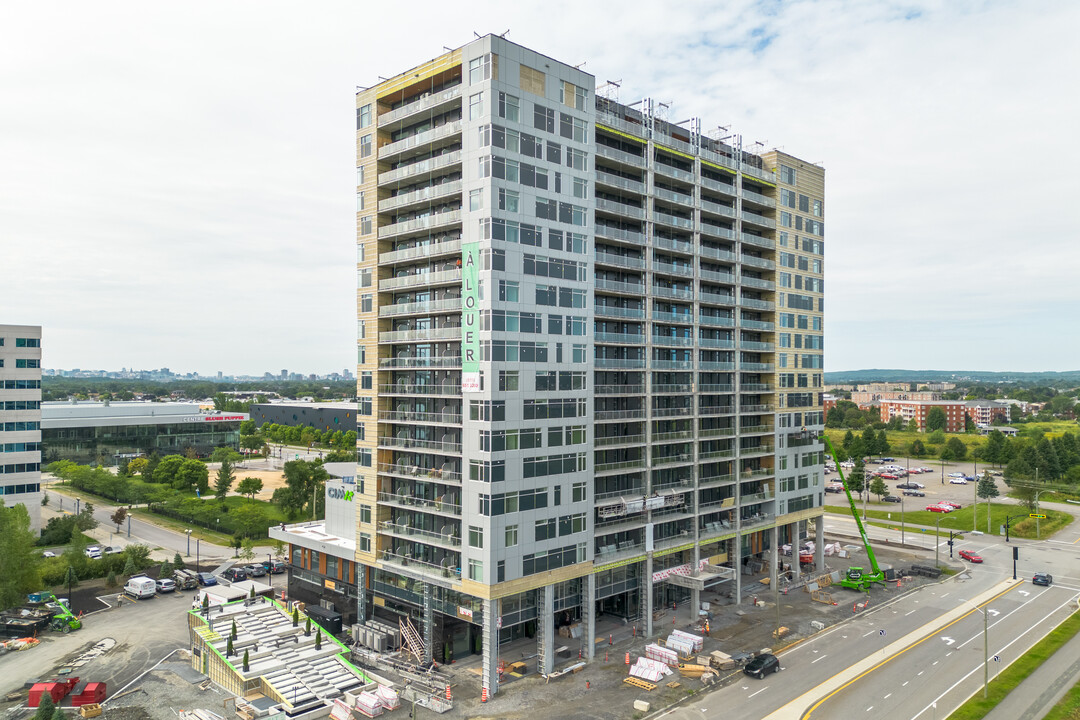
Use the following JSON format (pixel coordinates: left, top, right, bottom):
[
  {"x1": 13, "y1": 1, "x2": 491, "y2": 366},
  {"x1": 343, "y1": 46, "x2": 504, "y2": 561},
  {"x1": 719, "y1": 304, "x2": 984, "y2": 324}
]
[
  {"x1": 0, "y1": 324, "x2": 43, "y2": 531},
  {"x1": 878, "y1": 399, "x2": 966, "y2": 432},
  {"x1": 850, "y1": 390, "x2": 941, "y2": 404},
  {"x1": 965, "y1": 400, "x2": 1009, "y2": 427}
]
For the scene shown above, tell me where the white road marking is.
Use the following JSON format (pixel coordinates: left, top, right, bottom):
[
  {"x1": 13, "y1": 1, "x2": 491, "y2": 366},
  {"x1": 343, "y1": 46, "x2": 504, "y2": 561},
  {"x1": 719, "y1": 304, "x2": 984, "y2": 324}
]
[
  {"x1": 906, "y1": 609, "x2": 917, "y2": 616},
  {"x1": 883, "y1": 693, "x2": 892, "y2": 700},
  {"x1": 748, "y1": 687, "x2": 767, "y2": 698},
  {"x1": 811, "y1": 655, "x2": 828, "y2": 664},
  {"x1": 866, "y1": 707, "x2": 873, "y2": 712},
  {"x1": 862, "y1": 630, "x2": 875, "y2": 637},
  {"x1": 902, "y1": 681, "x2": 909, "y2": 687}
]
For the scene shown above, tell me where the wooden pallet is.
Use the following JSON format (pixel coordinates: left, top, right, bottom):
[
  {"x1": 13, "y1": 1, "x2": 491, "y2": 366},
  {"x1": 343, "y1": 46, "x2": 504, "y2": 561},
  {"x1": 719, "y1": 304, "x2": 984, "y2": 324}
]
[
  {"x1": 666, "y1": 681, "x2": 681, "y2": 689},
  {"x1": 624, "y1": 677, "x2": 656, "y2": 691}
]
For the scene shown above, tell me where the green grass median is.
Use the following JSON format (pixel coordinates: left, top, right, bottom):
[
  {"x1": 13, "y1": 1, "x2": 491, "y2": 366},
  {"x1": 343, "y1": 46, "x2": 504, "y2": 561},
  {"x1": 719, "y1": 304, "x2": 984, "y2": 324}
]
[{"x1": 824, "y1": 503, "x2": 1072, "y2": 539}]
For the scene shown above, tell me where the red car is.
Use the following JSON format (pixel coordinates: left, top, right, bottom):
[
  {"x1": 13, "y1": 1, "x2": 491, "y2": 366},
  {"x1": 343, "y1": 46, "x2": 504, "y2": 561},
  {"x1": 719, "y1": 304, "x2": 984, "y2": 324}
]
[
  {"x1": 958, "y1": 550, "x2": 983, "y2": 563},
  {"x1": 879, "y1": 473, "x2": 898, "y2": 480},
  {"x1": 926, "y1": 504, "x2": 953, "y2": 513},
  {"x1": 940, "y1": 501, "x2": 962, "y2": 509}
]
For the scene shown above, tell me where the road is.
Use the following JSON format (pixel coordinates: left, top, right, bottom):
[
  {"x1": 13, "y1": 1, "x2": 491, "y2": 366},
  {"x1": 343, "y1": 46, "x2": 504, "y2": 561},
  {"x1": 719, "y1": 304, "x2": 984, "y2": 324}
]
[{"x1": 659, "y1": 496, "x2": 1080, "y2": 720}]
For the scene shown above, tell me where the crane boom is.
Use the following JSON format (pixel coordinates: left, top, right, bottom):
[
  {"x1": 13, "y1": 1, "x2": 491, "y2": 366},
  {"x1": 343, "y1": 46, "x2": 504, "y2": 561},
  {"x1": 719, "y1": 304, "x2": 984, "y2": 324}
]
[{"x1": 820, "y1": 434, "x2": 884, "y2": 589}]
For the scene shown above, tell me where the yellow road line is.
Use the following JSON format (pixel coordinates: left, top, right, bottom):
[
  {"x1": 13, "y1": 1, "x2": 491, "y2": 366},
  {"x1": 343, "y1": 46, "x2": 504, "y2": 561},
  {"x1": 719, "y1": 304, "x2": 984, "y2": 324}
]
[{"x1": 802, "y1": 582, "x2": 1021, "y2": 719}]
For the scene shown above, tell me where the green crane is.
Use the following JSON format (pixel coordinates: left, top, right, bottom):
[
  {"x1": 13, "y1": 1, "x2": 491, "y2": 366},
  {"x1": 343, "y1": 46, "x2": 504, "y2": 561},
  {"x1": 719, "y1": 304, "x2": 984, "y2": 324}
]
[
  {"x1": 46, "y1": 594, "x2": 82, "y2": 633},
  {"x1": 821, "y1": 435, "x2": 886, "y2": 592}
]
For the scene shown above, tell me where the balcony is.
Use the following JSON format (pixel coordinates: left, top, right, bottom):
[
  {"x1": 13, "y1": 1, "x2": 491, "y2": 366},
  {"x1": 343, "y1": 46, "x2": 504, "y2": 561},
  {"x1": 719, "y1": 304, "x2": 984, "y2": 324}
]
[
  {"x1": 595, "y1": 408, "x2": 646, "y2": 420},
  {"x1": 699, "y1": 361, "x2": 735, "y2": 371},
  {"x1": 379, "y1": 520, "x2": 461, "y2": 548},
  {"x1": 379, "y1": 121, "x2": 462, "y2": 160},
  {"x1": 378, "y1": 356, "x2": 461, "y2": 369},
  {"x1": 654, "y1": 163, "x2": 695, "y2": 183},
  {"x1": 740, "y1": 341, "x2": 774, "y2": 352},
  {"x1": 741, "y1": 211, "x2": 776, "y2": 230},
  {"x1": 594, "y1": 357, "x2": 647, "y2": 369},
  {"x1": 740, "y1": 443, "x2": 775, "y2": 456},
  {"x1": 595, "y1": 251, "x2": 645, "y2": 270},
  {"x1": 699, "y1": 448, "x2": 735, "y2": 461},
  {"x1": 699, "y1": 473, "x2": 736, "y2": 488},
  {"x1": 740, "y1": 362, "x2": 774, "y2": 372},
  {"x1": 738, "y1": 513, "x2": 776, "y2": 531},
  {"x1": 739, "y1": 319, "x2": 774, "y2": 331},
  {"x1": 699, "y1": 290, "x2": 735, "y2": 306},
  {"x1": 652, "y1": 384, "x2": 693, "y2": 395},
  {"x1": 595, "y1": 384, "x2": 645, "y2": 395},
  {"x1": 741, "y1": 187, "x2": 775, "y2": 207},
  {"x1": 595, "y1": 224, "x2": 645, "y2": 244},
  {"x1": 378, "y1": 209, "x2": 462, "y2": 240},
  {"x1": 595, "y1": 278, "x2": 645, "y2": 295},
  {"x1": 594, "y1": 433, "x2": 646, "y2": 448},
  {"x1": 740, "y1": 233, "x2": 775, "y2": 251},
  {"x1": 699, "y1": 405, "x2": 735, "y2": 415},
  {"x1": 653, "y1": 211, "x2": 694, "y2": 230},
  {"x1": 700, "y1": 175, "x2": 737, "y2": 195},
  {"x1": 379, "y1": 85, "x2": 462, "y2": 126},
  {"x1": 379, "y1": 436, "x2": 462, "y2": 454},
  {"x1": 699, "y1": 268, "x2": 734, "y2": 284},
  {"x1": 741, "y1": 164, "x2": 776, "y2": 183},
  {"x1": 596, "y1": 197, "x2": 645, "y2": 219},
  {"x1": 379, "y1": 238, "x2": 462, "y2": 265},
  {"x1": 379, "y1": 410, "x2": 462, "y2": 426},
  {"x1": 378, "y1": 492, "x2": 461, "y2": 517},
  {"x1": 699, "y1": 384, "x2": 734, "y2": 393},
  {"x1": 700, "y1": 198, "x2": 736, "y2": 218},
  {"x1": 651, "y1": 359, "x2": 693, "y2": 370},
  {"x1": 699, "y1": 244, "x2": 736, "y2": 262},
  {"x1": 698, "y1": 314, "x2": 734, "y2": 328},
  {"x1": 595, "y1": 458, "x2": 647, "y2": 474},
  {"x1": 740, "y1": 425, "x2": 774, "y2": 436},
  {"x1": 596, "y1": 144, "x2": 645, "y2": 167},
  {"x1": 740, "y1": 383, "x2": 773, "y2": 392},
  {"x1": 378, "y1": 150, "x2": 462, "y2": 187},
  {"x1": 700, "y1": 147, "x2": 738, "y2": 171},
  {"x1": 652, "y1": 260, "x2": 692, "y2": 277},
  {"x1": 700, "y1": 223, "x2": 736, "y2": 241},
  {"x1": 652, "y1": 335, "x2": 693, "y2": 347},
  {"x1": 595, "y1": 331, "x2": 645, "y2": 345},
  {"x1": 652, "y1": 406, "x2": 692, "y2": 418},
  {"x1": 738, "y1": 297, "x2": 773, "y2": 311},
  {"x1": 379, "y1": 268, "x2": 461, "y2": 291},
  {"x1": 378, "y1": 383, "x2": 462, "y2": 396},
  {"x1": 379, "y1": 326, "x2": 461, "y2": 343},
  {"x1": 698, "y1": 338, "x2": 734, "y2": 349},
  {"x1": 652, "y1": 285, "x2": 693, "y2": 300},
  {"x1": 654, "y1": 236, "x2": 693, "y2": 254},
  {"x1": 595, "y1": 304, "x2": 645, "y2": 320},
  {"x1": 596, "y1": 110, "x2": 647, "y2": 139},
  {"x1": 739, "y1": 254, "x2": 775, "y2": 271},
  {"x1": 741, "y1": 276, "x2": 775, "y2": 291},
  {"x1": 655, "y1": 134, "x2": 696, "y2": 156},
  {"x1": 379, "y1": 181, "x2": 463, "y2": 214},
  {"x1": 652, "y1": 311, "x2": 693, "y2": 325},
  {"x1": 654, "y1": 187, "x2": 694, "y2": 207},
  {"x1": 594, "y1": 542, "x2": 646, "y2": 563},
  {"x1": 379, "y1": 462, "x2": 461, "y2": 484},
  {"x1": 595, "y1": 170, "x2": 646, "y2": 194},
  {"x1": 653, "y1": 452, "x2": 693, "y2": 466},
  {"x1": 379, "y1": 297, "x2": 462, "y2": 318}
]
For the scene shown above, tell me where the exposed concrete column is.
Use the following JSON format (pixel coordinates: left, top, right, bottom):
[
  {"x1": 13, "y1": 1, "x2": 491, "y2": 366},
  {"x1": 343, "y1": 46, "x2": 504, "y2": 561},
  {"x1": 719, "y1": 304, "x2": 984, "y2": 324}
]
[
  {"x1": 792, "y1": 520, "x2": 801, "y2": 583},
  {"x1": 482, "y1": 598, "x2": 500, "y2": 697},
  {"x1": 733, "y1": 537, "x2": 742, "y2": 605},
  {"x1": 815, "y1": 514, "x2": 826, "y2": 570},
  {"x1": 644, "y1": 556, "x2": 654, "y2": 637},
  {"x1": 539, "y1": 584, "x2": 555, "y2": 674},
  {"x1": 690, "y1": 544, "x2": 701, "y2": 618},
  {"x1": 769, "y1": 526, "x2": 778, "y2": 589},
  {"x1": 585, "y1": 574, "x2": 596, "y2": 660},
  {"x1": 422, "y1": 582, "x2": 434, "y2": 665},
  {"x1": 356, "y1": 564, "x2": 367, "y2": 624}
]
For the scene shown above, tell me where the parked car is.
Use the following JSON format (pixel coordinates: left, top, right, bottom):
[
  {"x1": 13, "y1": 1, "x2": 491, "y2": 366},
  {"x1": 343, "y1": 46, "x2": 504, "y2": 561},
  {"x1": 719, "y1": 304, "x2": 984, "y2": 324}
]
[
  {"x1": 882, "y1": 496, "x2": 902, "y2": 503},
  {"x1": 1032, "y1": 572, "x2": 1053, "y2": 586},
  {"x1": 879, "y1": 473, "x2": 898, "y2": 480},
  {"x1": 958, "y1": 550, "x2": 983, "y2": 563},
  {"x1": 940, "y1": 501, "x2": 962, "y2": 509},
  {"x1": 243, "y1": 564, "x2": 267, "y2": 578},
  {"x1": 919, "y1": 467, "x2": 935, "y2": 473},
  {"x1": 897, "y1": 481, "x2": 925, "y2": 489},
  {"x1": 222, "y1": 567, "x2": 247, "y2": 583},
  {"x1": 825, "y1": 483, "x2": 845, "y2": 494},
  {"x1": 155, "y1": 578, "x2": 177, "y2": 593},
  {"x1": 882, "y1": 457, "x2": 896, "y2": 462},
  {"x1": 908, "y1": 468, "x2": 923, "y2": 474},
  {"x1": 948, "y1": 472, "x2": 965, "y2": 477},
  {"x1": 926, "y1": 505, "x2": 953, "y2": 513},
  {"x1": 85, "y1": 546, "x2": 103, "y2": 559},
  {"x1": 949, "y1": 478, "x2": 968, "y2": 485},
  {"x1": 103, "y1": 546, "x2": 124, "y2": 555},
  {"x1": 903, "y1": 490, "x2": 926, "y2": 497},
  {"x1": 124, "y1": 576, "x2": 156, "y2": 599},
  {"x1": 196, "y1": 572, "x2": 218, "y2": 586},
  {"x1": 262, "y1": 559, "x2": 287, "y2": 574},
  {"x1": 744, "y1": 653, "x2": 780, "y2": 678},
  {"x1": 42, "y1": 551, "x2": 56, "y2": 558}
]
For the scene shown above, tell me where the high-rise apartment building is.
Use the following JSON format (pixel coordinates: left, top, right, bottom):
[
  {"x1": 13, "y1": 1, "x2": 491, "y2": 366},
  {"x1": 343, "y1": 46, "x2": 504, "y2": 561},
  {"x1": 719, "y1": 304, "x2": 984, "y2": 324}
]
[
  {"x1": 347, "y1": 36, "x2": 824, "y2": 697},
  {"x1": 0, "y1": 324, "x2": 44, "y2": 531}
]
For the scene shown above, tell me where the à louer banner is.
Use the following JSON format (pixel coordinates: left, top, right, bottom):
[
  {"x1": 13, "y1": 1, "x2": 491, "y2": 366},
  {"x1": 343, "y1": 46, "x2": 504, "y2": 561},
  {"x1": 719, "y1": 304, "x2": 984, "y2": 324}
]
[{"x1": 462, "y1": 242, "x2": 481, "y2": 392}]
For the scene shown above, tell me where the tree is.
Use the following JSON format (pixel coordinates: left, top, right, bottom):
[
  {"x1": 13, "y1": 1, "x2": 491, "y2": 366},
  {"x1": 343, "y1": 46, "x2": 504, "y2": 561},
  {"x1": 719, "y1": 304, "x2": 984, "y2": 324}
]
[
  {"x1": 160, "y1": 559, "x2": 174, "y2": 580},
  {"x1": 153, "y1": 455, "x2": 186, "y2": 485},
  {"x1": 846, "y1": 459, "x2": 866, "y2": 495},
  {"x1": 231, "y1": 619, "x2": 238, "y2": 640},
  {"x1": 926, "y1": 407, "x2": 947, "y2": 432},
  {"x1": 315, "y1": 629, "x2": 322, "y2": 650},
  {"x1": 106, "y1": 570, "x2": 118, "y2": 589},
  {"x1": 226, "y1": 636, "x2": 234, "y2": 657},
  {"x1": 928, "y1": 429, "x2": 946, "y2": 445},
  {"x1": 243, "y1": 649, "x2": 250, "y2": 672},
  {"x1": 123, "y1": 554, "x2": 137, "y2": 577},
  {"x1": 236, "y1": 477, "x2": 263, "y2": 501},
  {"x1": 214, "y1": 458, "x2": 236, "y2": 503},
  {"x1": 886, "y1": 415, "x2": 905, "y2": 431},
  {"x1": 278, "y1": 460, "x2": 329, "y2": 519},
  {"x1": 983, "y1": 430, "x2": 1007, "y2": 466},
  {"x1": 110, "y1": 507, "x2": 128, "y2": 532},
  {"x1": 176, "y1": 459, "x2": 210, "y2": 494},
  {"x1": 174, "y1": 552, "x2": 185, "y2": 569},
  {"x1": 826, "y1": 406, "x2": 845, "y2": 428},
  {"x1": 870, "y1": 476, "x2": 888, "y2": 500},
  {"x1": 945, "y1": 437, "x2": 967, "y2": 461},
  {"x1": 64, "y1": 565, "x2": 79, "y2": 589},
  {"x1": 909, "y1": 439, "x2": 926, "y2": 457},
  {"x1": 861, "y1": 427, "x2": 877, "y2": 456},
  {"x1": 239, "y1": 419, "x2": 256, "y2": 435},
  {"x1": 305, "y1": 617, "x2": 311, "y2": 636},
  {"x1": 210, "y1": 447, "x2": 242, "y2": 464},
  {"x1": 907, "y1": 418, "x2": 920, "y2": 432},
  {"x1": 33, "y1": 692, "x2": 55, "y2": 720},
  {"x1": 976, "y1": 472, "x2": 999, "y2": 502},
  {"x1": 129, "y1": 457, "x2": 148, "y2": 476},
  {"x1": 273, "y1": 539, "x2": 287, "y2": 560},
  {"x1": 233, "y1": 504, "x2": 269, "y2": 538},
  {"x1": 293, "y1": 607, "x2": 300, "y2": 627},
  {"x1": 0, "y1": 504, "x2": 43, "y2": 611},
  {"x1": 876, "y1": 430, "x2": 890, "y2": 456},
  {"x1": 239, "y1": 538, "x2": 256, "y2": 562},
  {"x1": 240, "y1": 435, "x2": 264, "y2": 452},
  {"x1": 1013, "y1": 484, "x2": 1038, "y2": 512}
]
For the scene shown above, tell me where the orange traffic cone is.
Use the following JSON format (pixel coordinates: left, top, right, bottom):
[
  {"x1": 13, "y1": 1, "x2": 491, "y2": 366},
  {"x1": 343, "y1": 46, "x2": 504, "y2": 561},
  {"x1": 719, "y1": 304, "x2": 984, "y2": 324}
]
[
  {"x1": 446, "y1": 685, "x2": 451, "y2": 701},
  {"x1": 625, "y1": 652, "x2": 630, "y2": 665},
  {"x1": 481, "y1": 686, "x2": 488, "y2": 703}
]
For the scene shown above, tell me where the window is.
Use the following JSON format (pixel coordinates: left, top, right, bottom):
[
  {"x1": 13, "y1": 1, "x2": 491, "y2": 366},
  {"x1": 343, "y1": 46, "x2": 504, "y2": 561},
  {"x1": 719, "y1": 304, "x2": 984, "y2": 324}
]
[
  {"x1": 479, "y1": 156, "x2": 491, "y2": 178},
  {"x1": 15, "y1": 359, "x2": 39, "y2": 369},
  {"x1": 361, "y1": 371, "x2": 372, "y2": 389},
  {"x1": 360, "y1": 216, "x2": 373, "y2": 235},
  {"x1": 356, "y1": 166, "x2": 364, "y2": 185},
  {"x1": 535, "y1": 518, "x2": 556, "y2": 541},
  {"x1": 358, "y1": 104, "x2": 372, "y2": 128},
  {"x1": 468, "y1": 559, "x2": 483, "y2": 581},
  {"x1": 360, "y1": 134, "x2": 372, "y2": 158},
  {"x1": 813, "y1": 199, "x2": 823, "y2": 217},
  {"x1": 780, "y1": 189, "x2": 796, "y2": 208},
  {"x1": 505, "y1": 525, "x2": 518, "y2": 547},
  {"x1": 799, "y1": 194, "x2": 810, "y2": 212},
  {"x1": 567, "y1": 148, "x2": 587, "y2": 171},
  {"x1": 572, "y1": 481, "x2": 587, "y2": 503},
  {"x1": 572, "y1": 177, "x2": 588, "y2": 199},
  {"x1": 561, "y1": 82, "x2": 587, "y2": 110},
  {"x1": 499, "y1": 280, "x2": 519, "y2": 302},
  {"x1": 469, "y1": 54, "x2": 491, "y2": 84},
  {"x1": 498, "y1": 371, "x2": 519, "y2": 391},
  {"x1": 533, "y1": 104, "x2": 555, "y2": 133},
  {"x1": 469, "y1": 92, "x2": 484, "y2": 120},
  {"x1": 361, "y1": 294, "x2": 373, "y2": 313},
  {"x1": 359, "y1": 269, "x2": 372, "y2": 288},
  {"x1": 499, "y1": 92, "x2": 520, "y2": 122},
  {"x1": 779, "y1": 211, "x2": 792, "y2": 228},
  {"x1": 469, "y1": 188, "x2": 483, "y2": 211},
  {"x1": 359, "y1": 448, "x2": 372, "y2": 467},
  {"x1": 499, "y1": 188, "x2": 519, "y2": 212},
  {"x1": 779, "y1": 164, "x2": 796, "y2": 184},
  {"x1": 469, "y1": 526, "x2": 484, "y2": 548},
  {"x1": 360, "y1": 504, "x2": 372, "y2": 523}
]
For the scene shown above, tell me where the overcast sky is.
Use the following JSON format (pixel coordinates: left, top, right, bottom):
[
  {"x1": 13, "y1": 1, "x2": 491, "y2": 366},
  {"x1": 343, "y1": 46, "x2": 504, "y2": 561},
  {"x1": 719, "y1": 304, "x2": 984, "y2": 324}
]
[{"x1": 2, "y1": 1, "x2": 1077, "y2": 375}]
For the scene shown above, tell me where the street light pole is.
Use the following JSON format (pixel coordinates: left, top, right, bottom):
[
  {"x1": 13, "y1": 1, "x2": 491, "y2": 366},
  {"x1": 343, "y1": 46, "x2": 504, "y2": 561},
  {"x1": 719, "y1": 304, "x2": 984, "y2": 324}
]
[
  {"x1": 186, "y1": 529, "x2": 192, "y2": 557},
  {"x1": 961, "y1": 599, "x2": 990, "y2": 700},
  {"x1": 901, "y1": 496, "x2": 905, "y2": 545},
  {"x1": 197, "y1": 538, "x2": 202, "y2": 573},
  {"x1": 935, "y1": 517, "x2": 941, "y2": 567}
]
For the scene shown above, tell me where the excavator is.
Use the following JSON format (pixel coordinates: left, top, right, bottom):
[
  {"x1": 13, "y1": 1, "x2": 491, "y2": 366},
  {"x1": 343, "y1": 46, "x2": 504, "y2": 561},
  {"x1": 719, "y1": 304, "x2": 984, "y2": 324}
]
[{"x1": 821, "y1": 435, "x2": 886, "y2": 592}]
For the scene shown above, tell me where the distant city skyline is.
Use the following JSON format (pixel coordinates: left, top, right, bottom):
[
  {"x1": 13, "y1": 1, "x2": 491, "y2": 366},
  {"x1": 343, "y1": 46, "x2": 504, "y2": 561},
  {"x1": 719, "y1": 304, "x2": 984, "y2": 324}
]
[{"x1": 44, "y1": 366, "x2": 355, "y2": 382}]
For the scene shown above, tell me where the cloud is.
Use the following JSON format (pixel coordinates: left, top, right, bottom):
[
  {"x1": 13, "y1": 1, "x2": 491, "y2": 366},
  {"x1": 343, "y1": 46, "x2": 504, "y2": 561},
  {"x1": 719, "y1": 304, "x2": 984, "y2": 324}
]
[{"x1": 0, "y1": 0, "x2": 1077, "y2": 373}]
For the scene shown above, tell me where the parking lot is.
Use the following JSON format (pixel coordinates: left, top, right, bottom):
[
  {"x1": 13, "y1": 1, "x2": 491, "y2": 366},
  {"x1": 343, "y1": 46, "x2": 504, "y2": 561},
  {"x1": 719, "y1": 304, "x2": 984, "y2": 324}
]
[{"x1": 824, "y1": 456, "x2": 1006, "y2": 515}]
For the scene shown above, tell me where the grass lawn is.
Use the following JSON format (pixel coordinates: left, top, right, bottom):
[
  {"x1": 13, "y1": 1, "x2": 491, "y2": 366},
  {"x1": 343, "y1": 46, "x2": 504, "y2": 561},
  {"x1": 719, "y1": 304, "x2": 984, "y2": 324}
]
[
  {"x1": 132, "y1": 495, "x2": 291, "y2": 542},
  {"x1": 949, "y1": 608, "x2": 1080, "y2": 720},
  {"x1": 823, "y1": 428, "x2": 992, "y2": 459},
  {"x1": 128, "y1": 507, "x2": 236, "y2": 546},
  {"x1": 824, "y1": 503, "x2": 1073, "y2": 539},
  {"x1": 1044, "y1": 678, "x2": 1080, "y2": 720}
]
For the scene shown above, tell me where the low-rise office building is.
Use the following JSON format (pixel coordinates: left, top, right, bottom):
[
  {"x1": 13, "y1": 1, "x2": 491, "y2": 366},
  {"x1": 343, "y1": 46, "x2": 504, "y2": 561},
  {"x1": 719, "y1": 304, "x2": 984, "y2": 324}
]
[
  {"x1": 249, "y1": 401, "x2": 357, "y2": 433},
  {"x1": 41, "y1": 402, "x2": 247, "y2": 465}
]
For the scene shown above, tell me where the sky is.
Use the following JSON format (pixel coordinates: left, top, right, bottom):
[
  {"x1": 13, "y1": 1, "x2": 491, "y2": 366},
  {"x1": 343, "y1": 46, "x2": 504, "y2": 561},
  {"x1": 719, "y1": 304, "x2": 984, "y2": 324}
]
[{"x1": 2, "y1": 0, "x2": 1077, "y2": 375}]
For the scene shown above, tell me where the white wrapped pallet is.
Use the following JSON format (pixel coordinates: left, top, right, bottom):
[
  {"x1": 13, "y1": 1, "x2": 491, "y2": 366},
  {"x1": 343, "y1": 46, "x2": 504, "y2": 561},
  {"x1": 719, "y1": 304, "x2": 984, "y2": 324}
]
[
  {"x1": 670, "y1": 629, "x2": 704, "y2": 652},
  {"x1": 666, "y1": 636, "x2": 694, "y2": 657},
  {"x1": 645, "y1": 643, "x2": 679, "y2": 666}
]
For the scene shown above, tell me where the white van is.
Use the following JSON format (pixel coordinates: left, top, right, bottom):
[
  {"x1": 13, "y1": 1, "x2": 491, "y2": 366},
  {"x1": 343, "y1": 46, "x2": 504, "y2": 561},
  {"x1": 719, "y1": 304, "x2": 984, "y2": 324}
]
[{"x1": 124, "y1": 576, "x2": 156, "y2": 599}]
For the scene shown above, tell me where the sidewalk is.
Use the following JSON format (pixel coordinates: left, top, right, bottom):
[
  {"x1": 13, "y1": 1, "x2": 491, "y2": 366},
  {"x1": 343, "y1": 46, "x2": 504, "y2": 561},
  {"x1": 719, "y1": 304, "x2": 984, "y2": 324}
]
[{"x1": 982, "y1": 621, "x2": 1080, "y2": 720}]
